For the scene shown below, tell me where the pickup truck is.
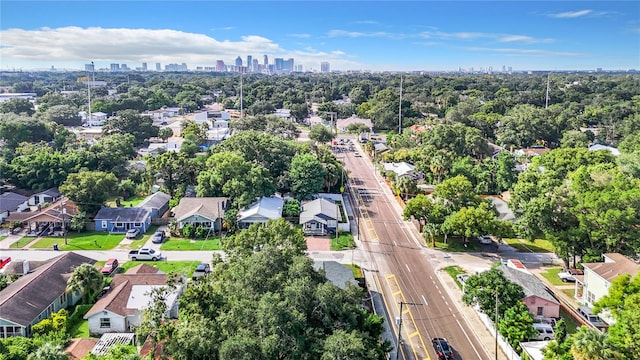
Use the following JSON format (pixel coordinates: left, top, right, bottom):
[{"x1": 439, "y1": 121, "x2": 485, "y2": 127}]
[
  {"x1": 128, "y1": 248, "x2": 162, "y2": 261},
  {"x1": 557, "y1": 268, "x2": 584, "y2": 282}
]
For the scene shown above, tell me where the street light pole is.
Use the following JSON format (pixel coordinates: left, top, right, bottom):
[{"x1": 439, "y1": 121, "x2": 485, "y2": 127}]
[{"x1": 396, "y1": 301, "x2": 423, "y2": 360}]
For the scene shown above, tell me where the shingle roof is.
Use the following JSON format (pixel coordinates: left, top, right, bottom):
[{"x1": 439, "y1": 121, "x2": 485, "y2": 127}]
[
  {"x1": 300, "y1": 198, "x2": 338, "y2": 225},
  {"x1": 583, "y1": 253, "x2": 639, "y2": 283},
  {"x1": 0, "y1": 192, "x2": 28, "y2": 212},
  {"x1": 172, "y1": 197, "x2": 227, "y2": 222},
  {"x1": 138, "y1": 191, "x2": 170, "y2": 210},
  {"x1": 6, "y1": 198, "x2": 78, "y2": 223},
  {"x1": 238, "y1": 196, "x2": 284, "y2": 222},
  {"x1": 39, "y1": 187, "x2": 61, "y2": 198},
  {"x1": 313, "y1": 261, "x2": 358, "y2": 290},
  {"x1": 499, "y1": 265, "x2": 559, "y2": 305},
  {"x1": 382, "y1": 162, "x2": 415, "y2": 177},
  {"x1": 94, "y1": 207, "x2": 150, "y2": 222},
  {"x1": 0, "y1": 252, "x2": 95, "y2": 326}
]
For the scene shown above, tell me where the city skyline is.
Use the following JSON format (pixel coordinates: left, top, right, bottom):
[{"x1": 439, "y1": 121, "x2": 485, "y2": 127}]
[{"x1": 1, "y1": 1, "x2": 638, "y2": 72}]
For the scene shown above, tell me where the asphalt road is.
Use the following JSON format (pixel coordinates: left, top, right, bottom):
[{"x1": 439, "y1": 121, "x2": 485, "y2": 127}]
[{"x1": 340, "y1": 136, "x2": 489, "y2": 360}]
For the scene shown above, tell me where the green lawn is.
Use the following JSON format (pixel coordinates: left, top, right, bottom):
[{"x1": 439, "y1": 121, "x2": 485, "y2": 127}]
[
  {"x1": 331, "y1": 233, "x2": 355, "y2": 250},
  {"x1": 541, "y1": 267, "x2": 566, "y2": 286},
  {"x1": 160, "y1": 237, "x2": 223, "y2": 250},
  {"x1": 559, "y1": 308, "x2": 580, "y2": 334},
  {"x1": 0, "y1": 236, "x2": 5, "y2": 241},
  {"x1": 434, "y1": 236, "x2": 481, "y2": 252},
  {"x1": 345, "y1": 264, "x2": 363, "y2": 279},
  {"x1": 105, "y1": 195, "x2": 146, "y2": 207},
  {"x1": 443, "y1": 265, "x2": 467, "y2": 289},
  {"x1": 119, "y1": 260, "x2": 201, "y2": 277},
  {"x1": 69, "y1": 319, "x2": 90, "y2": 338},
  {"x1": 31, "y1": 231, "x2": 124, "y2": 250},
  {"x1": 9, "y1": 237, "x2": 36, "y2": 248},
  {"x1": 503, "y1": 238, "x2": 555, "y2": 253}
]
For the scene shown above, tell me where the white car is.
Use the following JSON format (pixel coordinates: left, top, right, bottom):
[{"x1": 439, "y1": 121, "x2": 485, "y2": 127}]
[{"x1": 477, "y1": 235, "x2": 492, "y2": 244}]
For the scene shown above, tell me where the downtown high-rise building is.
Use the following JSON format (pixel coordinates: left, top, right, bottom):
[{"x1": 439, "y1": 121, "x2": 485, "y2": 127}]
[
  {"x1": 321, "y1": 61, "x2": 330, "y2": 73},
  {"x1": 263, "y1": 54, "x2": 268, "y2": 66},
  {"x1": 235, "y1": 56, "x2": 243, "y2": 68},
  {"x1": 85, "y1": 63, "x2": 95, "y2": 72},
  {"x1": 156, "y1": 63, "x2": 161, "y2": 71},
  {"x1": 216, "y1": 60, "x2": 226, "y2": 72},
  {"x1": 246, "y1": 55, "x2": 252, "y2": 71}
]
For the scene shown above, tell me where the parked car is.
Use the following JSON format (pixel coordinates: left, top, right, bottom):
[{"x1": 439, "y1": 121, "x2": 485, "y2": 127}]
[
  {"x1": 101, "y1": 258, "x2": 119, "y2": 275},
  {"x1": 557, "y1": 268, "x2": 583, "y2": 282},
  {"x1": 477, "y1": 235, "x2": 492, "y2": 244},
  {"x1": 96, "y1": 286, "x2": 110, "y2": 300},
  {"x1": 0, "y1": 256, "x2": 11, "y2": 270},
  {"x1": 456, "y1": 273, "x2": 469, "y2": 285},
  {"x1": 432, "y1": 338, "x2": 454, "y2": 360},
  {"x1": 128, "y1": 248, "x2": 162, "y2": 261},
  {"x1": 578, "y1": 306, "x2": 608, "y2": 329},
  {"x1": 151, "y1": 231, "x2": 166, "y2": 244},
  {"x1": 126, "y1": 229, "x2": 140, "y2": 239},
  {"x1": 532, "y1": 323, "x2": 555, "y2": 340},
  {"x1": 192, "y1": 263, "x2": 211, "y2": 280}
]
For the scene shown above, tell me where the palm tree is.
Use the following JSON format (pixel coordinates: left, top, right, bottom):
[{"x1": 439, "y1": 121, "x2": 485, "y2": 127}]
[
  {"x1": 27, "y1": 342, "x2": 68, "y2": 360},
  {"x1": 66, "y1": 263, "x2": 104, "y2": 304},
  {"x1": 394, "y1": 175, "x2": 418, "y2": 201},
  {"x1": 571, "y1": 326, "x2": 623, "y2": 360},
  {"x1": 429, "y1": 155, "x2": 447, "y2": 184}
]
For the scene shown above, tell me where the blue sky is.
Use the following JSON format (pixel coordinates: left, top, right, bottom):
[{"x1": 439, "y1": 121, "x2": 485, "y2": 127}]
[{"x1": 1, "y1": 1, "x2": 639, "y2": 71}]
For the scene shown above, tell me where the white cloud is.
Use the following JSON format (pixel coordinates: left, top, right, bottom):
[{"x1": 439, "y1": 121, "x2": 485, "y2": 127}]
[
  {"x1": 421, "y1": 31, "x2": 554, "y2": 44},
  {"x1": 350, "y1": 20, "x2": 380, "y2": 25},
  {"x1": 549, "y1": 10, "x2": 593, "y2": 18},
  {"x1": 327, "y1": 29, "x2": 408, "y2": 39},
  {"x1": 463, "y1": 46, "x2": 584, "y2": 57},
  {"x1": 288, "y1": 33, "x2": 311, "y2": 38}
]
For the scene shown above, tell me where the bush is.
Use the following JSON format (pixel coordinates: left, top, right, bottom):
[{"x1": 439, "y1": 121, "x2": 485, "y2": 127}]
[
  {"x1": 194, "y1": 226, "x2": 209, "y2": 239},
  {"x1": 182, "y1": 223, "x2": 195, "y2": 238},
  {"x1": 282, "y1": 199, "x2": 302, "y2": 217},
  {"x1": 32, "y1": 309, "x2": 68, "y2": 336}
]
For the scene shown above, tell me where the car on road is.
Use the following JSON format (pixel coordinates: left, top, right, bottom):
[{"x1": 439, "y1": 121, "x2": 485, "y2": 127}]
[
  {"x1": 432, "y1": 337, "x2": 454, "y2": 359},
  {"x1": 128, "y1": 248, "x2": 162, "y2": 261},
  {"x1": 151, "y1": 230, "x2": 166, "y2": 244},
  {"x1": 192, "y1": 263, "x2": 211, "y2": 280},
  {"x1": 354, "y1": 152, "x2": 362, "y2": 157},
  {"x1": 557, "y1": 268, "x2": 583, "y2": 282},
  {"x1": 126, "y1": 229, "x2": 140, "y2": 239},
  {"x1": 101, "y1": 258, "x2": 119, "y2": 276}
]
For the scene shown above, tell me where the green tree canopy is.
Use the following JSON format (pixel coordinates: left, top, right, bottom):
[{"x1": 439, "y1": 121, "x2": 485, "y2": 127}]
[
  {"x1": 59, "y1": 170, "x2": 118, "y2": 214},
  {"x1": 289, "y1": 153, "x2": 326, "y2": 199}
]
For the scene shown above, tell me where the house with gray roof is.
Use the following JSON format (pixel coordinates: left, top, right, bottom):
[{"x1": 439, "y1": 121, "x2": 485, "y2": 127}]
[
  {"x1": 138, "y1": 191, "x2": 170, "y2": 219},
  {"x1": 172, "y1": 197, "x2": 228, "y2": 232},
  {"x1": 313, "y1": 261, "x2": 358, "y2": 290},
  {"x1": 0, "y1": 252, "x2": 95, "y2": 338},
  {"x1": 237, "y1": 196, "x2": 284, "y2": 229},
  {"x1": 27, "y1": 187, "x2": 61, "y2": 207},
  {"x1": 499, "y1": 265, "x2": 560, "y2": 319},
  {"x1": 300, "y1": 198, "x2": 338, "y2": 236},
  {"x1": 94, "y1": 207, "x2": 151, "y2": 233},
  {"x1": 0, "y1": 192, "x2": 28, "y2": 223}
]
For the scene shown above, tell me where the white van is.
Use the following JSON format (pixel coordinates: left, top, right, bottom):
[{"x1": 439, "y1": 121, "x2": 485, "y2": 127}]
[{"x1": 532, "y1": 323, "x2": 555, "y2": 341}]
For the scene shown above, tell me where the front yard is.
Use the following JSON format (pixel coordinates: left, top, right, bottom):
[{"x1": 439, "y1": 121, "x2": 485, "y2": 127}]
[
  {"x1": 160, "y1": 237, "x2": 223, "y2": 251},
  {"x1": 30, "y1": 231, "x2": 125, "y2": 250},
  {"x1": 331, "y1": 233, "x2": 355, "y2": 250},
  {"x1": 119, "y1": 260, "x2": 201, "y2": 277},
  {"x1": 541, "y1": 267, "x2": 566, "y2": 286},
  {"x1": 432, "y1": 236, "x2": 481, "y2": 252}
]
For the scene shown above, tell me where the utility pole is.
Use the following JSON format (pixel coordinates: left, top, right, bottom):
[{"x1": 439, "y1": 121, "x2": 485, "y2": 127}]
[
  {"x1": 545, "y1": 73, "x2": 550, "y2": 109},
  {"x1": 87, "y1": 62, "x2": 93, "y2": 125},
  {"x1": 495, "y1": 292, "x2": 499, "y2": 360},
  {"x1": 60, "y1": 201, "x2": 68, "y2": 245},
  {"x1": 398, "y1": 74, "x2": 403, "y2": 134},
  {"x1": 396, "y1": 301, "x2": 423, "y2": 360},
  {"x1": 240, "y1": 72, "x2": 244, "y2": 118}
]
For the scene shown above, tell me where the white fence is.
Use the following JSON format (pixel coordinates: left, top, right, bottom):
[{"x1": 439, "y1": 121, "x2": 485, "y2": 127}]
[{"x1": 475, "y1": 307, "x2": 522, "y2": 360}]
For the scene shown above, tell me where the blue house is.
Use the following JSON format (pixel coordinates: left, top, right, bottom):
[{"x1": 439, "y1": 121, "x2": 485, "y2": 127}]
[{"x1": 94, "y1": 207, "x2": 151, "y2": 233}]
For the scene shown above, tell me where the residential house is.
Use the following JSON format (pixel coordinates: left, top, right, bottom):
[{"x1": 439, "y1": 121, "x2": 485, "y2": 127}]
[
  {"x1": 194, "y1": 110, "x2": 231, "y2": 127},
  {"x1": 94, "y1": 207, "x2": 152, "y2": 233},
  {"x1": 84, "y1": 264, "x2": 183, "y2": 335},
  {"x1": 145, "y1": 107, "x2": 181, "y2": 120},
  {"x1": 205, "y1": 127, "x2": 231, "y2": 146},
  {"x1": 27, "y1": 188, "x2": 61, "y2": 207},
  {"x1": 513, "y1": 147, "x2": 550, "y2": 157},
  {"x1": 313, "y1": 261, "x2": 358, "y2": 290},
  {"x1": 382, "y1": 162, "x2": 420, "y2": 180},
  {"x1": 237, "y1": 196, "x2": 284, "y2": 229},
  {"x1": 588, "y1": 144, "x2": 621, "y2": 157},
  {"x1": 373, "y1": 142, "x2": 389, "y2": 155},
  {"x1": 142, "y1": 141, "x2": 181, "y2": 157},
  {"x1": 81, "y1": 112, "x2": 108, "y2": 126},
  {"x1": 487, "y1": 196, "x2": 515, "y2": 222},
  {"x1": 499, "y1": 263, "x2": 560, "y2": 319},
  {"x1": 575, "y1": 253, "x2": 639, "y2": 308},
  {"x1": 172, "y1": 197, "x2": 228, "y2": 232},
  {"x1": 337, "y1": 116, "x2": 372, "y2": 133},
  {"x1": 274, "y1": 108, "x2": 292, "y2": 121},
  {"x1": 299, "y1": 198, "x2": 338, "y2": 236},
  {"x1": 0, "y1": 192, "x2": 28, "y2": 223},
  {"x1": 0, "y1": 252, "x2": 95, "y2": 338},
  {"x1": 138, "y1": 192, "x2": 170, "y2": 219},
  {"x1": 5, "y1": 197, "x2": 78, "y2": 235}
]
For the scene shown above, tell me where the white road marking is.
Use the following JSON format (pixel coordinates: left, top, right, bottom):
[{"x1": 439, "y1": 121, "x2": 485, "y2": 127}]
[
  {"x1": 456, "y1": 318, "x2": 484, "y2": 360},
  {"x1": 405, "y1": 264, "x2": 411, "y2": 272},
  {"x1": 393, "y1": 240, "x2": 397, "y2": 247},
  {"x1": 421, "y1": 295, "x2": 428, "y2": 306}
]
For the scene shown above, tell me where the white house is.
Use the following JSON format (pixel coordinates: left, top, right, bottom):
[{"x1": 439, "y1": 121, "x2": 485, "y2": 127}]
[
  {"x1": 575, "y1": 253, "x2": 639, "y2": 308},
  {"x1": 84, "y1": 265, "x2": 183, "y2": 335},
  {"x1": 237, "y1": 196, "x2": 284, "y2": 229},
  {"x1": 588, "y1": 144, "x2": 621, "y2": 157},
  {"x1": 0, "y1": 192, "x2": 29, "y2": 223},
  {"x1": 382, "y1": 162, "x2": 417, "y2": 179},
  {"x1": 27, "y1": 188, "x2": 61, "y2": 207},
  {"x1": 299, "y1": 198, "x2": 338, "y2": 236}
]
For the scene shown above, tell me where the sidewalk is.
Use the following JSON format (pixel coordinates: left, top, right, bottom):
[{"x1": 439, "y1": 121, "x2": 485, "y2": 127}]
[{"x1": 435, "y1": 267, "x2": 508, "y2": 360}]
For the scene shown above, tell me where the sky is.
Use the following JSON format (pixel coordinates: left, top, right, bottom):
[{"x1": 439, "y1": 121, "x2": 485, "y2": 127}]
[{"x1": 1, "y1": 1, "x2": 639, "y2": 72}]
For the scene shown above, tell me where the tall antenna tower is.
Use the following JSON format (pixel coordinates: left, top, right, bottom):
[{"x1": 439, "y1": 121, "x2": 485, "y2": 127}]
[
  {"x1": 398, "y1": 75, "x2": 403, "y2": 134},
  {"x1": 545, "y1": 73, "x2": 551, "y2": 109}
]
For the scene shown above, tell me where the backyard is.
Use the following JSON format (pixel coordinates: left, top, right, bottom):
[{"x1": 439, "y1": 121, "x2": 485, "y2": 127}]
[{"x1": 105, "y1": 195, "x2": 146, "y2": 207}]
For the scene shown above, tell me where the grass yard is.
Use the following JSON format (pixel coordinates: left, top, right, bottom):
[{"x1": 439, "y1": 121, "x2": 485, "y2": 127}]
[
  {"x1": 346, "y1": 264, "x2": 363, "y2": 279},
  {"x1": 105, "y1": 195, "x2": 146, "y2": 207},
  {"x1": 560, "y1": 308, "x2": 580, "y2": 334},
  {"x1": 120, "y1": 260, "x2": 201, "y2": 277},
  {"x1": 0, "y1": 236, "x2": 5, "y2": 241},
  {"x1": 541, "y1": 267, "x2": 566, "y2": 286},
  {"x1": 443, "y1": 265, "x2": 467, "y2": 289},
  {"x1": 331, "y1": 233, "x2": 355, "y2": 250},
  {"x1": 503, "y1": 238, "x2": 554, "y2": 253},
  {"x1": 31, "y1": 231, "x2": 124, "y2": 250},
  {"x1": 9, "y1": 237, "x2": 36, "y2": 248},
  {"x1": 69, "y1": 320, "x2": 90, "y2": 338},
  {"x1": 561, "y1": 289, "x2": 576, "y2": 298},
  {"x1": 434, "y1": 236, "x2": 481, "y2": 252},
  {"x1": 160, "y1": 237, "x2": 223, "y2": 250}
]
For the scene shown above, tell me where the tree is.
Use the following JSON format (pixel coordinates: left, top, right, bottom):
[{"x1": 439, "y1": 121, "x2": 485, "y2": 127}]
[
  {"x1": 158, "y1": 127, "x2": 174, "y2": 142},
  {"x1": 282, "y1": 199, "x2": 302, "y2": 217},
  {"x1": 561, "y1": 130, "x2": 590, "y2": 148},
  {"x1": 289, "y1": 153, "x2": 326, "y2": 199},
  {"x1": 433, "y1": 175, "x2": 479, "y2": 212},
  {"x1": 571, "y1": 326, "x2": 624, "y2": 360},
  {"x1": 181, "y1": 120, "x2": 207, "y2": 144},
  {"x1": 462, "y1": 268, "x2": 525, "y2": 321},
  {"x1": 39, "y1": 104, "x2": 81, "y2": 126},
  {"x1": 90, "y1": 134, "x2": 137, "y2": 178},
  {"x1": 147, "y1": 151, "x2": 199, "y2": 198},
  {"x1": 309, "y1": 124, "x2": 335, "y2": 144},
  {"x1": 321, "y1": 330, "x2": 371, "y2": 360},
  {"x1": 69, "y1": 212, "x2": 87, "y2": 232},
  {"x1": 59, "y1": 171, "x2": 118, "y2": 214},
  {"x1": 102, "y1": 109, "x2": 158, "y2": 146},
  {"x1": 26, "y1": 342, "x2": 68, "y2": 360},
  {"x1": 497, "y1": 302, "x2": 537, "y2": 351},
  {"x1": 0, "y1": 98, "x2": 35, "y2": 116},
  {"x1": 66, "y1": 263, "x2": 104, "y2": 304},
  {"x1": 393, "y1": 175, "x2": 418, "y2": 200},
  {"x1": 225, "y1": 218, "x2": 307, "y2": 256}
]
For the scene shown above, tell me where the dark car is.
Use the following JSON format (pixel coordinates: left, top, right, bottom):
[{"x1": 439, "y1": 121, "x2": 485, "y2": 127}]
[
  {"x1": 432, "y1": 338, "x2": 454, "y2": 360},
  {"x1": 151, "y1": 231, "x2": 166, "y2": 244},
  {"x1": 192, "y1": 263, "x2": 211, "y2": 280}
]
